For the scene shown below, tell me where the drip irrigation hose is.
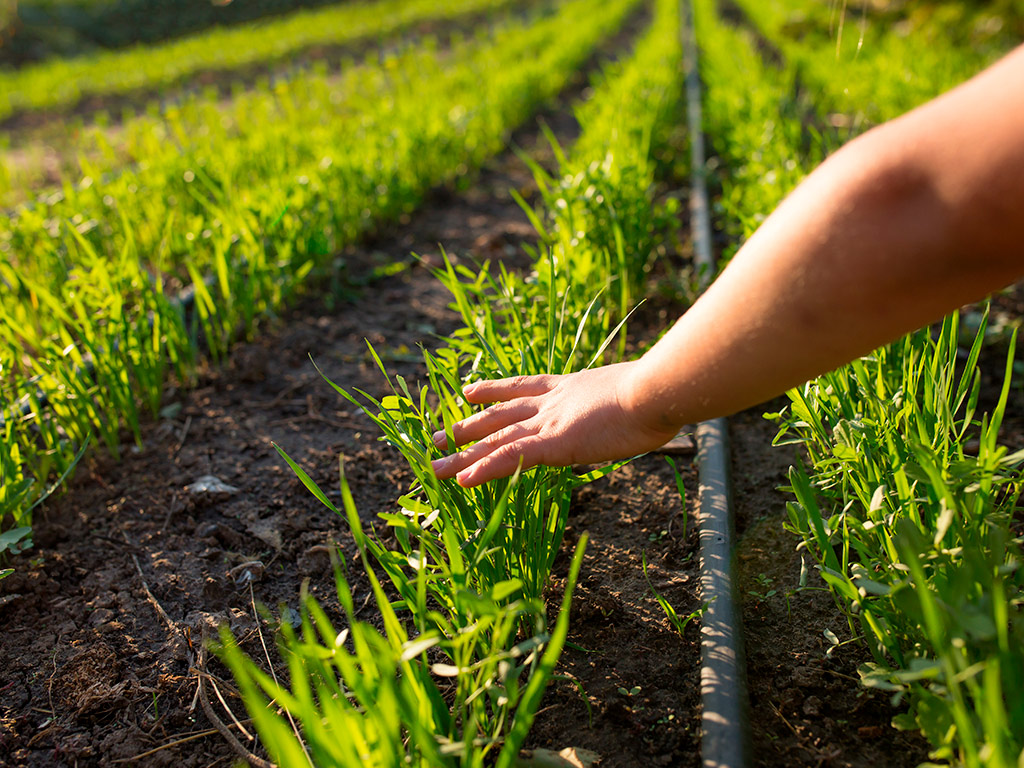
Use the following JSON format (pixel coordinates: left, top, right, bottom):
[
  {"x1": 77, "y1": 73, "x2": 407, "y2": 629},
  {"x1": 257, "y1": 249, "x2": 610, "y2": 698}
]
[{"x1": 681, "y1": 2, "x2": 748, "y2": 767}]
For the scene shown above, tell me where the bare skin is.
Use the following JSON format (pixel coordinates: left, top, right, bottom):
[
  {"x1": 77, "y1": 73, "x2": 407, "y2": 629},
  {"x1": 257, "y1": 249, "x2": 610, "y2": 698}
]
[{"x1": 432, "y1": 44, "x2": 1024, "y2": 488}]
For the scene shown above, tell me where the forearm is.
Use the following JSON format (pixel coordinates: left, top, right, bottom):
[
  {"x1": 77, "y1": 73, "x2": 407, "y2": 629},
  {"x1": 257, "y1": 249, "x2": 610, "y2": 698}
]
[
  {"x1": 626, "y1": 46, "x2": 1024, "y2": 433},
  {"x1": 433, "y1": 44, "x2": 1024, "y2": 487}
]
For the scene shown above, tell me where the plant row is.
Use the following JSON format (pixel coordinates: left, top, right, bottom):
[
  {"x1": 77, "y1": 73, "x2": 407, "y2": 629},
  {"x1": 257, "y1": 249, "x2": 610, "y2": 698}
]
[
  {"x1": 691, "y1": 0, "x2": 819, "y2": 260},
  {"x1": 219, "y1": 0, "x2": 688, "y2": 763},
  {"x1": 0, "y1": 0, "x2": 524, "y2": 124},
  {"x1": 696, "y1": 0, "x2": 1024, "y2": 764},
  {"x1": 732, "y1": 0, "x2": 1017, "y2": 129},
  {"x1": 9, "y1": 0, "x2": 436, "y2": 65},
  {"x1": 777, "y1": 313, "x2": 1024, "y2": 768},
  {"x1": 0, "y1": 0, "x2": 639, "y2": 558},
  {"x1": 0, "y1": 0, "x2": 543, "y2": 206}
]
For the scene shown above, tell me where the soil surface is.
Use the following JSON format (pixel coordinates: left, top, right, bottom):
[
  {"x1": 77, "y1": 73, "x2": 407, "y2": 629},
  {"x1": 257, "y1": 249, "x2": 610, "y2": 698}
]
[{"x1": 4, "y1": 7, "x2": 1015, "y2": 767}]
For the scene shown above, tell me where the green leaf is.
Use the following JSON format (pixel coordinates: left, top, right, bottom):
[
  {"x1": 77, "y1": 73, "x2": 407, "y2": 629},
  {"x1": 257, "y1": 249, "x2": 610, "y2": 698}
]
[
  {"x1": 491, "y1": 579, "x2": 524, "y2": 603},
  {"x1": 272, "y1": 443, "x2": 339, "y2": 515},
  {"x1": 853, "y1": 577, "x2": 891, "y2": 596},
  {"x1": 891, "y1": 713, "x2": 917, "y2": 731},
  {"x1": 496, "y1": 534, "x2": 589, "y2": 768},
  {"x1": 858, "y1": 662, "x2": 903, "y2": 692},
  {"x1": 0, "y1": 526, "x2": 33, "y2": 555}
]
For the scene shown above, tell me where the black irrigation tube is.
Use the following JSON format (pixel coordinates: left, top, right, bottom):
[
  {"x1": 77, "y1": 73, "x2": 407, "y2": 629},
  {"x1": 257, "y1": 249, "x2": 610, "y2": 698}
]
[{"x1": 681, "y1": 2, "x2": 748, "y2": 767}]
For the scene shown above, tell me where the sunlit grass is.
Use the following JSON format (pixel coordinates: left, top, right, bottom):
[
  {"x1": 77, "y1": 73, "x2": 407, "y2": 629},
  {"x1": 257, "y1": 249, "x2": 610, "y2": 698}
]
[
  {"x1": 697, "y1": 0, "x2": 1024, "y2": 760},
  {"x1": 0, "y1": 0, "x2": 640, "y2": 541},
  {"x1": 776, "y1": 312, "x2": 1024, "y2": 766},
  {"x1": 0, "y1": 0, "x2": 525, "y2": 123},
  {"x1": 226, "y1": 1, "x2": 686, "y2": 759}
]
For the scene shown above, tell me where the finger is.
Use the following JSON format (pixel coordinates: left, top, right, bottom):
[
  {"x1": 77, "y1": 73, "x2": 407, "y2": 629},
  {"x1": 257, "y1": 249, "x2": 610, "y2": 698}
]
[
  {"x1": 432, "y1": 400, "x2": 537, "y2": 449},
  {"x1": 462, "y1": 374, "x2": 557, "y2": 404},
  {"x1": 431, "y1": 423, "x2": 536, "y2": 480},
  {"x1": 455, "y1": 436, "x2": 545, "y2": 487}
]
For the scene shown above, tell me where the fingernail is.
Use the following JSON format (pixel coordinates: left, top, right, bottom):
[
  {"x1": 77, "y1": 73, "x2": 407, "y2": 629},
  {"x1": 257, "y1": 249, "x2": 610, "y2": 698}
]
[
  {"x1": 456, "y1": 469, "x2": 473, "y2": 487},
  {"x1": 431, "y1": 429, "x2": 444, "y2": 445}
]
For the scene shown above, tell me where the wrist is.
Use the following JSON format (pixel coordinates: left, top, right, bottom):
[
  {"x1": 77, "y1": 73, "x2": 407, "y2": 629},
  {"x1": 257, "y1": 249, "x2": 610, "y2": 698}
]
[{"x1": 617, "y1": 357, "x2": 687, "y2": 441}]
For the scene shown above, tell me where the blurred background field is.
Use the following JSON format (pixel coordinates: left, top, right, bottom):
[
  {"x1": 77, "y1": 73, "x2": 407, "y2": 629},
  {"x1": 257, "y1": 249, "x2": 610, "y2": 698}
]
[{"x1": 0, "y1": 0, "x2": 371, "y2": 64}]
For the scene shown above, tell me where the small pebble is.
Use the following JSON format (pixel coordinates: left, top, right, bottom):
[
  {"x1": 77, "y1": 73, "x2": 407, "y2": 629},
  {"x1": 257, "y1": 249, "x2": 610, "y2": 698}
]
[{"x1": 802, "y1": 695, "x2": 823, "y2": 716}]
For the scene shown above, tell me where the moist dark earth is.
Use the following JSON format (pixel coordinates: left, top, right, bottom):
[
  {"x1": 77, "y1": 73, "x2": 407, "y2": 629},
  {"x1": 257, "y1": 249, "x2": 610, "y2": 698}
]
[{"x1": 5, "y1": 23, "x2": 1020, "y2": 768}]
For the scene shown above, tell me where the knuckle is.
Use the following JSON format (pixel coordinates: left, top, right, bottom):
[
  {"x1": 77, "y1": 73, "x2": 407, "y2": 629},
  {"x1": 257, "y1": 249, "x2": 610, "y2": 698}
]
[
  {"x1": 491, "y1": 423, "x2": 523, "y2": 443},
  {"x1": 482, "y1": 402, "x2": 509, "y2": 418},
  {"x1": 493, "y1": 442, "x2": 523, "y2": 463}
]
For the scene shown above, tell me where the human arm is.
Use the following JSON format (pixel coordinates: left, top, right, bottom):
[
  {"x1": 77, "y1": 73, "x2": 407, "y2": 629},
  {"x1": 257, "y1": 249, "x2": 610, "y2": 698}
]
[{"x1": 431, "y1": 43, "x2": 1024, "y2": 488}]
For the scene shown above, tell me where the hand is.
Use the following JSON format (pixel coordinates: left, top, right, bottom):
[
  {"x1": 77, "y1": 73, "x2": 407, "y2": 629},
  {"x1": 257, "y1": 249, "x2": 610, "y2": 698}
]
[{"x1": 430, "y1": 361, "x2": 679, "y2": 487}]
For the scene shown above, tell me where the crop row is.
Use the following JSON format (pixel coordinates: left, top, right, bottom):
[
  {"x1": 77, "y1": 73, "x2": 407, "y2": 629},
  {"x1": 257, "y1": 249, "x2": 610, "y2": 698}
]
[
  {"x1": 1, "y1": 0, "x2": 567, "y2": 282},
  {"x1": 694, "y1": 0, "x2": 1019, "y2": 257},
  {"x1": 10, "y1": 0, "x2": 417, "y2": 64},
  {"x1": 696, "y1": 0, "x2": 1024, "y2": 764},
  {"x1": 0, "y1": 0, "x2": 548, "y2": 206},
  {"x1": 0, "y1": 0, "x2": 640, "y2": 557},
  {"x1": 691, "y1": 0, "x2": 817, "y2": 260},
  {"x1": 0, "y1": 0, "x2": 524, "y2": 124},
  {"x1": 733, "y1": 0, "x2": 1019, "y2": 128},
  {"x1": 219, "y1": 0, "x2": 688, "y2": 762}
]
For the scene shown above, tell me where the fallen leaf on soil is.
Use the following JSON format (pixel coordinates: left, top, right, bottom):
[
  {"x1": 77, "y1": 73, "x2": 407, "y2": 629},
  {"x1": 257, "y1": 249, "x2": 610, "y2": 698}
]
[
  {"x1": 74, "y1": 680, "x2": 130, "y2": 718},
  {"x1": 244, "y1": 518, "x2": 283, "y2": 550}
]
